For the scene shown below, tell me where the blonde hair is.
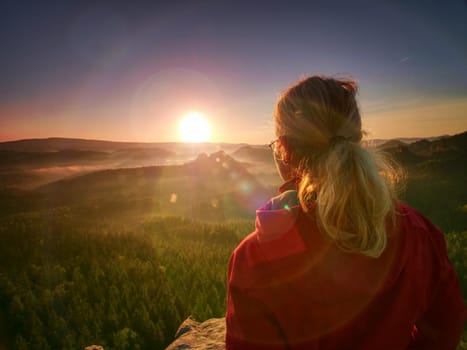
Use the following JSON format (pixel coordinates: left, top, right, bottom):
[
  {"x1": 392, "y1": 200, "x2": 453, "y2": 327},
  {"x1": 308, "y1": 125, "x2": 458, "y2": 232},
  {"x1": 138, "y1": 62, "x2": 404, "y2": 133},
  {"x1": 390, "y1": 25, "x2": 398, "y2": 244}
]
[{"x1": 274, "y1": 76, "x2": 399, "y2": 258}]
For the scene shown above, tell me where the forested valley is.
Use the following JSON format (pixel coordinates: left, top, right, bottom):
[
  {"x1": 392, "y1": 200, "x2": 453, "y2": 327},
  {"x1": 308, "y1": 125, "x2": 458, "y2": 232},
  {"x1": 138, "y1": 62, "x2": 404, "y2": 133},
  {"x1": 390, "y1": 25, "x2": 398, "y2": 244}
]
[
  {"x1": 0, "y1": 134, "x2": 466, "y2": 349},
  {"x1": 0, "y1": 211, "x2": 254, "y2": 349}
]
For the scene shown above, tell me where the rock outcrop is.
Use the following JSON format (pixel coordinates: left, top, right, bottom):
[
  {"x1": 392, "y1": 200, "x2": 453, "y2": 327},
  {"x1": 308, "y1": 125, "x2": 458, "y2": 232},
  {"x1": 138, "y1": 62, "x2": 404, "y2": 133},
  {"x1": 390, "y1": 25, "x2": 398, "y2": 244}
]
[{"x1": 165, "y1": 317, "x2": 226, "y2": 350}]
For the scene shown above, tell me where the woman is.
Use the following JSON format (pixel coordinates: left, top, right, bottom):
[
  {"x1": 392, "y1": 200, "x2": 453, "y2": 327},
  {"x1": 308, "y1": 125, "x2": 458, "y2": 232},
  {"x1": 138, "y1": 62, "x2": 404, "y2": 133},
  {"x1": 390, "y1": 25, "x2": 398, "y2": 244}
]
[{"x1": 225, "y1": 76, "x2": 465, "y2": 349}]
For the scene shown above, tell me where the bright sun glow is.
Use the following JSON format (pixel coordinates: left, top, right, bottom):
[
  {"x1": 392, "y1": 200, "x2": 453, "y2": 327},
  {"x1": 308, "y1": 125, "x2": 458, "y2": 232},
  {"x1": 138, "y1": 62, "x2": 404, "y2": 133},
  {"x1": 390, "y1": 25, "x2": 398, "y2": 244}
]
[{"x1": 178, "y1": 112, "x2": 211, "y2": 142}]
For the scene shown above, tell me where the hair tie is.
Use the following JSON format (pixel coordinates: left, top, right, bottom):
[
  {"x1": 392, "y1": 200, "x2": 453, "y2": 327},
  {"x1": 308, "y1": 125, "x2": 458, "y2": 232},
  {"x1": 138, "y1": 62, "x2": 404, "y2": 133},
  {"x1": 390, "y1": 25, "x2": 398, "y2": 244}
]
[{"x1": 329, "y1": 135, "x2": 351, "y2": 146}]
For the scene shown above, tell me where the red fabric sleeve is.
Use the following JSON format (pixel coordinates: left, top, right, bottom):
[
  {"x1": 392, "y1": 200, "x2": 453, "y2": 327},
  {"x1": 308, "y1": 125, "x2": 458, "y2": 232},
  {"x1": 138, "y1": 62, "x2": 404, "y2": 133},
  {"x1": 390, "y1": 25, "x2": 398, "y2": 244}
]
[
  {"x1": 409, "y1": 227, "x2": 466, "y2": 349},
  {"x1": 225, "y1": 251, "x2": 288, "y2": 350}
]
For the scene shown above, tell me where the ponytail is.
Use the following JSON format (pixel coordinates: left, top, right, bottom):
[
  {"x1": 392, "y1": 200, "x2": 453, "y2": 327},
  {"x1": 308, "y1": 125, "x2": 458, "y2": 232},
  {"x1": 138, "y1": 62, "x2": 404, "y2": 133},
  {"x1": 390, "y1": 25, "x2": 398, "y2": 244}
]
[
  {"x1": 274, "y1": 76, "x2": 400, "y2": 258},
  {"x1": 298, "y1": 141, "x2": 397, "y2": 257}
]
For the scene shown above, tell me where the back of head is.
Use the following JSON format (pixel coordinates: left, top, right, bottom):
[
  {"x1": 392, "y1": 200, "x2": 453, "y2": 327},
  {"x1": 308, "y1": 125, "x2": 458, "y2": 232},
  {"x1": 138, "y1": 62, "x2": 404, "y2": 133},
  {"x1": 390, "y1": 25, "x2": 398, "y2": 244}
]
[{"x1": 274, "y1": 76, "x2": 399, "y2": 258}]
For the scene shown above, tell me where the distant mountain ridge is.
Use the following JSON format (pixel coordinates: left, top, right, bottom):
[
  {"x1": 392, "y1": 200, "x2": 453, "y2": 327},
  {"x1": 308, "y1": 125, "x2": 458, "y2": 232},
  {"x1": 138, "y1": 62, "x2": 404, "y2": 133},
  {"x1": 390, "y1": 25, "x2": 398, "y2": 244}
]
[
  {"x1": 229, "y1": 132, "x2": 467, "y2": 164},
  {"x1": 0, "y1": 134, "x2": 459, "y2": 153},
  {"x1": 37, "y1": 151, "x2": 266, "y2": 197},
  {"x1": 377, "y1": 131, "x2": 467, "y2": 163},
  {"x1": 0, "y1": 149, "x2": 109, "y2": 167},
  {"x1": 369, "y1": 135, "x2": 449, "y2": 147},
  {"x1": 0, "y1": 132, "x2": 465, "y2": 230},
  {"x1": 0, "y1": 137, "x2": 243, "y2": 154},
  {"x1": 2, "y1": 151, "x2": 271, "y2": 221},
  {"x1": 1, "y1": 132, "x2": 464, "y2": 191},
  {"x1": 0, "y1": 137, "x2": 144, "y2": 152}
]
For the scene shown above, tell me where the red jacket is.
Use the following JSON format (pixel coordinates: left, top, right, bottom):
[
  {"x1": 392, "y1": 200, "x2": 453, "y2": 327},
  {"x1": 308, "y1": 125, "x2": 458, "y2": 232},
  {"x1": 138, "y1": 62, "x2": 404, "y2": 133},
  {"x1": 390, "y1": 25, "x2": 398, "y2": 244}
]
[{"x1": 226, "y1": 193, "x2": 465, "y2": 349}]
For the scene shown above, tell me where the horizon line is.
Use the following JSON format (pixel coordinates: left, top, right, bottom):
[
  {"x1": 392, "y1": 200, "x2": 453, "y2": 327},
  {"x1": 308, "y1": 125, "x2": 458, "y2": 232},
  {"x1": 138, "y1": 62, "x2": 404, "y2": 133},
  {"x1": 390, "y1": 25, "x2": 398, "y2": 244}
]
[{"x1": 1, "y1": 132, "x2": 465, "y2": 145}]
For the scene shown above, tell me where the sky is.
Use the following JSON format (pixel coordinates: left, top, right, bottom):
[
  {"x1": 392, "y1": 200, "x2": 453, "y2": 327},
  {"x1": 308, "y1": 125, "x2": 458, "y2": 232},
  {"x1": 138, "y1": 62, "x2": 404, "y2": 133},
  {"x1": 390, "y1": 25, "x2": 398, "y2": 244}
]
[{"x1": 1, "y1": 0, "x2": 466, "y2": 143}]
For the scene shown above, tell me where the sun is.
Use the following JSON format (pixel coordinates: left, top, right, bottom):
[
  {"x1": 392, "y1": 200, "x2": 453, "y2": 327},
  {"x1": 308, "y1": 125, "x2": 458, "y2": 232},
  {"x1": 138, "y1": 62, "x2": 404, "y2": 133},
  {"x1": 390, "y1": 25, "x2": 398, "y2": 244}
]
[{"x1": 178, "y1": 112, "x2": 211, "y2": 142}]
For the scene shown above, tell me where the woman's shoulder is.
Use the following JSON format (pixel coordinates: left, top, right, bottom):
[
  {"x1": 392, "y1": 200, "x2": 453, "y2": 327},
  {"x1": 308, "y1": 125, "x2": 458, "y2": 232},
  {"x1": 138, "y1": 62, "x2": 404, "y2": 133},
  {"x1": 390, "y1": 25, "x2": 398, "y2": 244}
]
[
  {"x1": 228, "y1": 192, "x2": 310, "y2": 289},
  {"x1": 395, "y1": 201, "x2": 444, "y2": 237},
  {"x1": 393, "y1": 201, "x2": 450, "y2": 270},
  {"x1": 227, "y1": 231, "x2": 267, "y2": 290}
]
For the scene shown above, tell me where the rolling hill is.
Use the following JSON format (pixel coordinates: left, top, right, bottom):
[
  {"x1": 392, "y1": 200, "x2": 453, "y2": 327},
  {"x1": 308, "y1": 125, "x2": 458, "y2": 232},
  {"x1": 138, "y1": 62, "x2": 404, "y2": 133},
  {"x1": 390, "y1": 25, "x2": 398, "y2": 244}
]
[
  {"x1": 0, "y1": 137, "x2": 244, "y2": 155},
  {"x1": 0, "y1": 151, "x2": 272, "y2": 221},
  {"x1": 378, "y1": 131, "x2": 467, "y2": 231},
  {"x1": 0, "y1": 132, "x2": 465, "y2": 230}
]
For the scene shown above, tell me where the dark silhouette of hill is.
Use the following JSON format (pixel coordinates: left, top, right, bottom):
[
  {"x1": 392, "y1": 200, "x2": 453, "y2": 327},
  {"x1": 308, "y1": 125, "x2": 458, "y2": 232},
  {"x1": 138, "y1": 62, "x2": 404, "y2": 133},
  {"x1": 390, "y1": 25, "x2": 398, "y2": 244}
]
[
  {"x1": 408, "y1": 131, "x2": 467, "y2": 157},
  {"x1": 377, "y1": 139, "x2": 424, "y2": 165},
  {"x1": 0, "y1": 145, "x2": 176, "y2": 189},
  {"x1": 377, "y1": 131, "x2": 467, "y2": 180},
  {"x1": 0, "y1": 149, "x2": 114, "y2": 190},
  {"x1": 0, "y1": 137, "x2": 243, "y2": 155},
  {"x1": 0, "y1": 149, "x2": 109, "y2": 169},
  {"x1": 27, "y1": 151, "x2": 271, "y2": 220},
  {"x1": 377, "y1": 139, "x2": 407, "y2": 150},
  {"x1": 369, "y1": 135, "x2": 448, "y2": 147},
  {"x1": 0, "y1": 137, "x2": 144, "y2": 152},
  {"x1": 38, "y1": 151, "x2": 259, "y2": 192},
  {"x1": 377, "y1": 131, "x2": 467, "y2": 166},
  {"x1": 379, "y1": 131, "x2": 467, "y2": 231},
  {"x1": 0, "y1": 133, "x2": 465, "y2": 230}
]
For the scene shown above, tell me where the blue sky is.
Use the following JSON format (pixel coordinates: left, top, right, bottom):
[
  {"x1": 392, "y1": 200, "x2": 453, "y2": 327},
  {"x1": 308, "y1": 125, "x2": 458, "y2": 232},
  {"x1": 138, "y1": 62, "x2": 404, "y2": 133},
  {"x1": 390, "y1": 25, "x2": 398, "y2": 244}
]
[{"x1": 1, "y1": 0, "x2": 466, "y2": 142}]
